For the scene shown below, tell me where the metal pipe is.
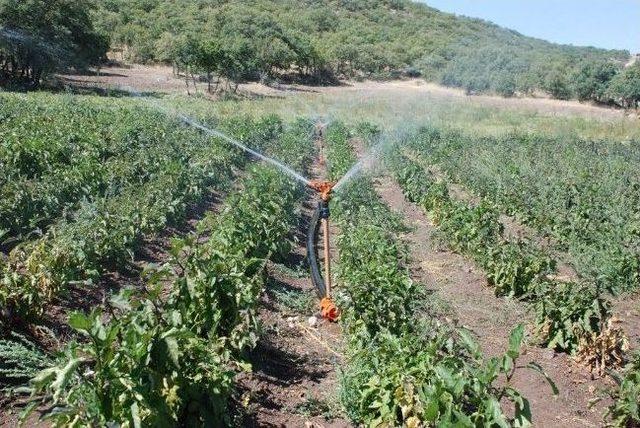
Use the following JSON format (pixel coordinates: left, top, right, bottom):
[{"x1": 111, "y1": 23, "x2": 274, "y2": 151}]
[{"x1": 322, "y1": 218, "x2": 331, "y2": 297}]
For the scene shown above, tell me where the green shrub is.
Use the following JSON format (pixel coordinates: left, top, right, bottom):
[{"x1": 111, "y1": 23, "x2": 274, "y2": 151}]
[
  {"x1": 0, "y1": 333, "x2": 50, "y2": 387},
  {"x1": 483, "y1": 240, "x2": 556, "y2": 297}
]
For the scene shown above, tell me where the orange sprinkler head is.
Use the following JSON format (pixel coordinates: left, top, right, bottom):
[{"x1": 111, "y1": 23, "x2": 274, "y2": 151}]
[
  {"x1": 309, "y1": 180, "x2": 335, "y2": 202},
  {"x1": 320, "y1": 297, "x2": 340, "y2": 322}
]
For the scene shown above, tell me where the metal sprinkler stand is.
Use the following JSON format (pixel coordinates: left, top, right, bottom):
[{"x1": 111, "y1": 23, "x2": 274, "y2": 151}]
[{"x1": 307, "y1": 180, "x2": 339, "y2": 322}]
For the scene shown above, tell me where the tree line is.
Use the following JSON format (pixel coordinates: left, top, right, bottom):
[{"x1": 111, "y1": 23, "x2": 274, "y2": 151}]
[{"x1": 438, "y1": 45, "x2": 640, "y2": 107}]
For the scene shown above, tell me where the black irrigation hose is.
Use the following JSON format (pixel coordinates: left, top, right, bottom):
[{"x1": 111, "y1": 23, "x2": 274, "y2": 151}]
[{"x1": 307, "y1": 200, "x2": 328, "y2": 298}]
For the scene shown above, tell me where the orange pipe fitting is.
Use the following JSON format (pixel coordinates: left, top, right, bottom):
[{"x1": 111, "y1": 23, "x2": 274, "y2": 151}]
[
  {"x1": 320, "y1": 297, "x2": 340, "y2": 322},
  {"x1": 308, "y1": 180, "x2": 335, "y2": 202}
]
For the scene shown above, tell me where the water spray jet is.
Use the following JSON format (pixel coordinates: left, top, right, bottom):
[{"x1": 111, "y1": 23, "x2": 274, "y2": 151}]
[{"x1": 74, "y1": 83, "x2": 342, "y2": 322}]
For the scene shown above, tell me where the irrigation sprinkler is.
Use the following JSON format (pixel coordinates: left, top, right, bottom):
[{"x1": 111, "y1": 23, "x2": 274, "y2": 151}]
[{"x1": 307, "y1": 180, "x2": 339, "y2": 322}]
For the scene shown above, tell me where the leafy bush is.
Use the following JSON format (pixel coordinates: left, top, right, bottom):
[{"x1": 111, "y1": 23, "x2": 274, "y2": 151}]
[
  {"x1": 483, "y1": 241, "x2": 555, "y2": 297},
  {"x1": 0, "y1": 0, "x2": 108, "y2": 88},
  {"x1": 607, "y1": 63, "x2": 640, "y2": 109},
  {"x1": 533, "y1": 281, "x2": 610, "y2": 354},
  {"x1": 324, "y1": 122, "x2": 355, "y2": 180},
  {"x1": 341, "y1": 325, "x2": 535, "y2": 427},
  {"x1": 436, "y1": 200, "x2": 502, "y2": 257},
  {"x1": 572, "y1": 61, "x2": 619, "y2": 102}
]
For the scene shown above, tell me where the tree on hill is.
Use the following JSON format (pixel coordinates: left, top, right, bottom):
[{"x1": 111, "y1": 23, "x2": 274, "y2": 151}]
[
  {"x1": 607, "y1": 63, "x2": 640, "y2": 109},
  {"x1": 572, "y1": 61, "x2": 620, "y2": 103},
  {"x1": 0, "y1": 0, "x2": 108, "y2": 88},
  {"x1": 544, "y1": 68, "x2": 573, "y2": 100}
]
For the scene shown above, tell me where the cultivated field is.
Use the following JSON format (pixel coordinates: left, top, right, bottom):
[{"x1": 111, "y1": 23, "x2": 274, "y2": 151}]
[{"x1": 1, "y1": 65, "x2": 639, "y2": 427}]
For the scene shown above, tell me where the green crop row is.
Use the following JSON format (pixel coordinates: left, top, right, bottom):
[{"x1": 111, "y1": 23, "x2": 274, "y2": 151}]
[
  {"x1": 19, "y1": 118, "x2": 315, "y2": 426},
  {"x1": 404, "y1": 127, "x2": 640, "y2": 295},
  {"x1": 0, "y1": 104, "x2": 305, "y2": 324},
  {"x1": 0, "y1": 95, "x2": 286, "y2": 244},
  {"x1": 0, "y1": 119, "x2": 222, "y2": 244},
  {"x1": 386, "y1": 150, "x2": 628, "y2": 373},
  {"x1": 324, "y1": 122, "x2": 541, "y2": 427},
  {"x1": 0, "y1": 95, "x2": 287, "y2": 246},
  {"x1": 0, "y1": 96, "x2": 195, "y2": 241}
]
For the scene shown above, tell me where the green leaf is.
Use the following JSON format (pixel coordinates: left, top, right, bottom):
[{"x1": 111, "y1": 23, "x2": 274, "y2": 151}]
[
  {"x1": 109, "y1": 291, "x2": 133, "y2": 312},
  {"x1": 18, "y1": 401, "x2": 38, "y2": 426},
  {"x1": 504, "y1": 388, "x2": 532, "y2": 427},
  {"x1": 457, "y1": 327, "x2": 481, "y2": 356},
  {"x1": 485, "y1": 397, "x2": 509, "y2": 428},
  {"x1": 424, "y1": 399, "x2": 439, "y2": 422},
  {"x1": 526, "y1": 362, "x2": 559, "y2": 395},
  {"x1": 131, "y1": 402, "x2": 141, "y2": 428},
  {"x1": 164, "y1": 336, "x2": 180, "y2": 368},
  {"x1": 50, "y1": 357, "x2": 84, "y2": 403},
  {"x1": 31, "y1": 367, "x2": 57, "y2": 392},
  {"x1": 501, "y1": 355, "x2": 514, "y2": 374},
  {"x1": 68, "y1": 312, "x2": 92, "y2": 333},
  {"x1": 508, "y1": 324, "x2": 525, "y2": 359}
]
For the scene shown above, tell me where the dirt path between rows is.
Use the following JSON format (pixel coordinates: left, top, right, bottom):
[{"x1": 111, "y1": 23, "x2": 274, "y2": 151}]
[
  {"x1": 373, "y1": 174, "x2": 617, "y2": 428},
  {"x1": 236, "y1": 136, "x2": 350, "y2": 427}
]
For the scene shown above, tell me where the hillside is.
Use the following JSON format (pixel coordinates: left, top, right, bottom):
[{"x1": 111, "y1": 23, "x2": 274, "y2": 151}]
[{"x1": 94, "y1": 0, "x2": 631, "y2": 99}]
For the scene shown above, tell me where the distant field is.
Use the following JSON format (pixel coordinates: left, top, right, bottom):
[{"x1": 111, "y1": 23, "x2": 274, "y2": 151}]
[
  {"x1": 229, "y1": 79, "x2": 640, "y2": 140},
  {"x1": 63, "y1": 65, "x2": 640, "y2": 141}
]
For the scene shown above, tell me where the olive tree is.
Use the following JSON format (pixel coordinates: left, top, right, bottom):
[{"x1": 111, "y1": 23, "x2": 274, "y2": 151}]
[{"x1": 0, "y1": 0, "x2": 107, "y2": 88}]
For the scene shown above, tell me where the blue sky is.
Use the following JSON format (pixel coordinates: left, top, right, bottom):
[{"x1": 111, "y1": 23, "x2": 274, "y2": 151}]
[{"x1": 422, "y1": 0, "x2": 640, "y2": 53}]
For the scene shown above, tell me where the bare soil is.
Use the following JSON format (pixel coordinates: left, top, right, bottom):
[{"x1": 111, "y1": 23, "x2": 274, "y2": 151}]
[
  {"x1": 237, "y1": 255, "x2": 348, "y2": 428},
  {"x1": 58, "y1": 65, "x2": 317, "y2": 99}
]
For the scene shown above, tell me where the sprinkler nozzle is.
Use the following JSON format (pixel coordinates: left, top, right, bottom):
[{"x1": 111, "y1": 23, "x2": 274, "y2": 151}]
[{"x1": 309, "y1": 180, "x2": 335, "y2": 202}]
